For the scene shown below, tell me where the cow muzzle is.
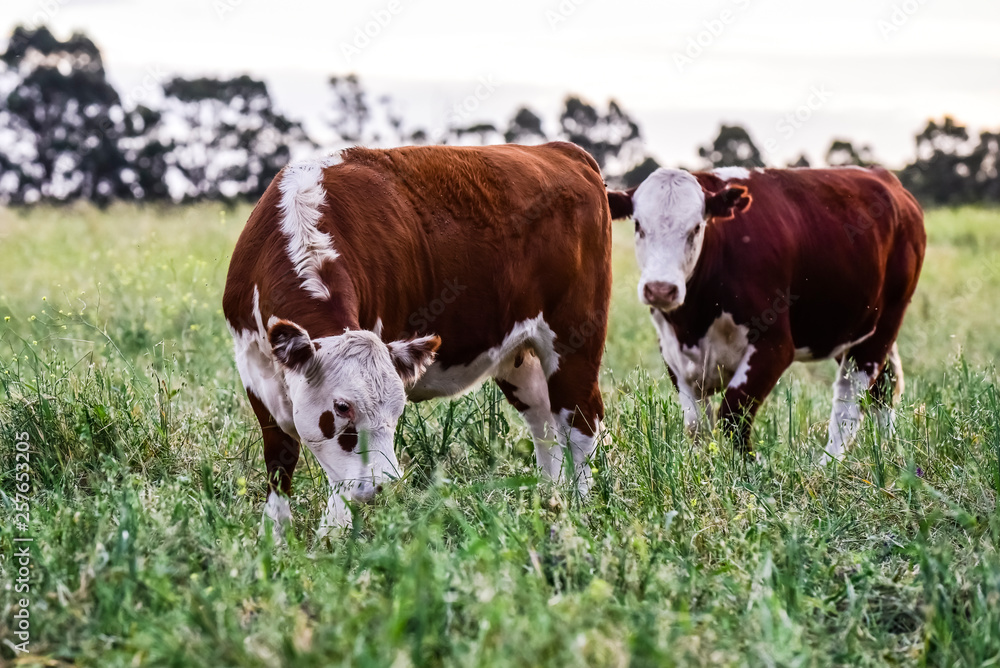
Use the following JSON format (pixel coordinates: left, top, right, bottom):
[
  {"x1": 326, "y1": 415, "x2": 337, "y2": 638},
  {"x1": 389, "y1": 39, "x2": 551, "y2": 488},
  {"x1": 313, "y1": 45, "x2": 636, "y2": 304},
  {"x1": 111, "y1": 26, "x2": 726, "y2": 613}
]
[
  {"x1": 642, "y1": 281, "x2": 681, "y2": 311},
  {"x1": 350, "y1": 479, "x2": 385, "y2": 504}
]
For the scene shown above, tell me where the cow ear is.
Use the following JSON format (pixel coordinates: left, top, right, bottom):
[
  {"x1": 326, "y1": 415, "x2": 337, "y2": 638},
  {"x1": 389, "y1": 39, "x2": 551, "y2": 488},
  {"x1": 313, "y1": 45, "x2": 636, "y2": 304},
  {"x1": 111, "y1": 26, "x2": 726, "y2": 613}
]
[
  {"x1": 268, "y1": 319, "x2": 315, "y2": 370},
  {"x1": 607, "y1": 188, "x2": 636, "y2": 219},
  {"x1": 705, "y1": 185, "x2": 752, "y2": 221},
  {"x1": 388, "y1": 334, "x2": 441, "y2": 386}
]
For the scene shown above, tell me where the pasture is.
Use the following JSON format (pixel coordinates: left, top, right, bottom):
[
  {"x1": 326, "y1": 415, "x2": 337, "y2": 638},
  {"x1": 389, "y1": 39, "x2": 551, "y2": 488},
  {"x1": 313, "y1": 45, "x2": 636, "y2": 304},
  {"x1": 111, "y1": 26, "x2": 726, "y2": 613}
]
[{"x1": 1, "y1": 203, "x2": 999, "y2": 666}]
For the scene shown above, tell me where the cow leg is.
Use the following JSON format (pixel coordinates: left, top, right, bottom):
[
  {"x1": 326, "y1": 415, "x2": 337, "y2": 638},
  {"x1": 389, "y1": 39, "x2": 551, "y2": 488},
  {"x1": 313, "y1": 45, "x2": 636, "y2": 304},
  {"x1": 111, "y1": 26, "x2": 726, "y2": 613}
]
[
  {"x1": 870, "y1": 342, "x2": 904, "y2": 437},
  {"x1": 823, "y1": 356, "x2": 878, "y2": 464},
  {"x1": 824, "y1": 309, "x2": 908, "y2": 463},
  {"x1": 667, "y1": 367, "x2": 711, "y2": 438},
  {"x1": 546, "y1": 356, "x2": 605, "y2": 496},
  {"x1": 717, "y1": 343, "x2": 794, "y2": 455},
  {"x1": 247, "y1": 389, "x2": 300, "y2": 539},
  {"x1": 495, "y1": 351, "x2": 560, "y2": 478}
]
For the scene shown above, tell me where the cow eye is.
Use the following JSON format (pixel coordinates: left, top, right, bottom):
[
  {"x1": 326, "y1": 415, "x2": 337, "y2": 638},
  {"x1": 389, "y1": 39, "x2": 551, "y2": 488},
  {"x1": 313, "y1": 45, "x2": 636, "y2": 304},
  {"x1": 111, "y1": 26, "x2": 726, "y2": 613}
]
[
  {"x1": 634, "y1": 219, "x2": 644, "y2": 238},
  {"x1": 334, "y1": 401, "x2": 352, "y2": 417},
  {"x1": 687, "y1": 228, "x2": 699, "y2": 246}
]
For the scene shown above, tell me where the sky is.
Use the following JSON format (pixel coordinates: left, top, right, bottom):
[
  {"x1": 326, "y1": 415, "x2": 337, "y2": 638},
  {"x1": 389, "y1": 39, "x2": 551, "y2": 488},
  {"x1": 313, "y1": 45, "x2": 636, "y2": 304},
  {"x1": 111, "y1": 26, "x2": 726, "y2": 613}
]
[{"x1": 3, "y1": 0, "x2": 999, "y2": 168}]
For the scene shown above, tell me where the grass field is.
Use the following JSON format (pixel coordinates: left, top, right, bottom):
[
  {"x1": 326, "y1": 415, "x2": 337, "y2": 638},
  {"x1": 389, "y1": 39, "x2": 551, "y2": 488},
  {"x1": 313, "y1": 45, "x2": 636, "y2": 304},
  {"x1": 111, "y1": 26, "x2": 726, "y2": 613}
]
[{"x1": 1, "y1": 203, "x2": 999, "y2": 666}]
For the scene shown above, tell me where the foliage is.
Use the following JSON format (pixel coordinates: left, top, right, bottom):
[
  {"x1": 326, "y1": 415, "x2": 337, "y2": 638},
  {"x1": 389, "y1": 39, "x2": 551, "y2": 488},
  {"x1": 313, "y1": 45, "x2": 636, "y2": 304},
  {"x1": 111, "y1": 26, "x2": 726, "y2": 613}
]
[
  {"x1": 698, "y1": 125, "x2": 765, "y2": 170},
  {"x1": 0, "y1": 26, "x2": 139, "y2": 206},
  {"x1": 158, "y1": 75, "x2": 315, "y2": 202},
  {"x1": 825, "y1": 139, "x2": 875, "y2": 167},
  {"x1": 899, "y1": 117, "x2": 1000, "y2": 206},
  {"x1": 559, "y1": 97, "x2": 645, "y2": 186}
]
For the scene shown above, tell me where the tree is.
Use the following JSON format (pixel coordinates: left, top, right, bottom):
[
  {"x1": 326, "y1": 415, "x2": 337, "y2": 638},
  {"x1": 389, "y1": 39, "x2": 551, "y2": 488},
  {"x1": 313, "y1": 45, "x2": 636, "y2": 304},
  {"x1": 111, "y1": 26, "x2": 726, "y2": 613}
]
[
  {"x1": 446, "y1": 122, "x2": 503, "y2": 146},
  {"x1": 504, "y1": 107, "x2": 547, "y2": 144},
  {"x1": 898, "y1": 117, "x2": 978, "y2": 205},
  {"x1": 622, "y1": 156, "x2": 661, "y2": 188},
  {"x1": 825, "y1": 139, "x2": 874, "y2": 167},
  {"x1": 0, "y1": 26, "x2": 137, "y2": 205},
  {"x1": 788, "y1": 154, "x2": 811, "y2": 168},
  {"x1": 698, "y1": 125, "x2": 765, "y2": 169},
  {"x1": 159, "y1": 75, "x2": 315, "y2": 202},
  {"x1": 328, "y1": 74, "x2": 371, "y2": 144},
  {"x1": 968, "y1": 130, "x2": 1000, "y2": 203},
  {"x1": 558, "y1": 96, "x2": 646, "y2": 186}
]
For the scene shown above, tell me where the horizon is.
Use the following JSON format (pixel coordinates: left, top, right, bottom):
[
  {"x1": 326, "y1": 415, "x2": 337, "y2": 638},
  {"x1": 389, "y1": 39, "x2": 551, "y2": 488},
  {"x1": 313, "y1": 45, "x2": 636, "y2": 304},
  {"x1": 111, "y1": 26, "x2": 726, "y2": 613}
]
[{"x1": 4, "y1": 0, "x2": 999, "y2": 169}]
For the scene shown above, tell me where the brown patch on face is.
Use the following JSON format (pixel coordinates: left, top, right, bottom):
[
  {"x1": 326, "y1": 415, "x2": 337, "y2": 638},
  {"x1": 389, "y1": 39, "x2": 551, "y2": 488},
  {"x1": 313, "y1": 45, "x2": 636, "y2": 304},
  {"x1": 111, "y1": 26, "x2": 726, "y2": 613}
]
[
  {"x1": 313, "y1": 341, "x2": 322, "y2": 351},
  {"x1": 339, "y1": 429, "x2": 358, "y2": 452},
  {"x1": 319, "y1": 410, "x2": 336, "y2": 439}
]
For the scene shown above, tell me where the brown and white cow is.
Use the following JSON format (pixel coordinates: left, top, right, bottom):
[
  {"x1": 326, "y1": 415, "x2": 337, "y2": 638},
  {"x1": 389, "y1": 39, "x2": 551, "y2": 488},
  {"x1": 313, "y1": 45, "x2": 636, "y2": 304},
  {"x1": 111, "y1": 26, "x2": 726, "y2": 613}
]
[
  {"x1": 224, "y1": 142, "x2": 612, "y2": 535},
  {"x1": 608, "y1": 166, "x2": 925, "y2": 462}
]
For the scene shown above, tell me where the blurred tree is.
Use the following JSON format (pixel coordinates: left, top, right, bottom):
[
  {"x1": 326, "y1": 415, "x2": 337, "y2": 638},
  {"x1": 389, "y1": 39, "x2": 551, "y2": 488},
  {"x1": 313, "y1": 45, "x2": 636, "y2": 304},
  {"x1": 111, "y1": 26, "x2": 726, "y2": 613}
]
[
  {"x1": 622, "y1": 156, "x2": 661, "y2": 188},
  {"x1": 0, "y1": 26, "x2": 137, "y2": 205},
  {"x1": 968, "y1": 130, "x2": 1000, "y2": 202},
  {"x1": 160, "y1": 75, "x2": 315, "y2": 202},
  {"x1": 328, "y1": 75, "x2": 429, "y2": 146},
  {"x1": 328, "y1": 74, "x2": 371, "y2": 143},
  {"x1": 558, "y1": 96, "x2": 646, "y2": 186},
  {"x1": 504, "y1": 107, "x2": 547, "y2": 144},
  {"x1": 825, "y1": 139, "x2": 875, "y2": 167},
  {"x1": 447, "y1": 122, "x2": 502, "y2": 145},
  {"x1": 698, "y1": 125, "x2": 765, "y2": 169},
  {"x1": 788, "y1": 154, "x2": 811, "y2": 168},
  {"x1": 898, "y1": 117, "x2": 978, "y2": 205}
]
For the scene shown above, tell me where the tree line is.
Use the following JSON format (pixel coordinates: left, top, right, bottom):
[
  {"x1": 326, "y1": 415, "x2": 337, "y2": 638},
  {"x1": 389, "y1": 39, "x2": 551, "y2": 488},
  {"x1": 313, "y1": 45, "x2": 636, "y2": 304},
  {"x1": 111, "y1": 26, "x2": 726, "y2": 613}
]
[{"x1": 1, "y1": 26, "x2": 996, "y2": 208}]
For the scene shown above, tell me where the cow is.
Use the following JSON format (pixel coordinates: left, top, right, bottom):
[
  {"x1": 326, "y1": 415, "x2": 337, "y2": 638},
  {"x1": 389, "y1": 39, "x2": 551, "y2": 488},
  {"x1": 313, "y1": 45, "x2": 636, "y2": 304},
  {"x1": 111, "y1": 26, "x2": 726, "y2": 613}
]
[
  {"x1": 607, "y1": 166, "x2": 925, "y2": 462},
  {"x1": 224, "y1": 142, "x2": 612, "y2": 536}
]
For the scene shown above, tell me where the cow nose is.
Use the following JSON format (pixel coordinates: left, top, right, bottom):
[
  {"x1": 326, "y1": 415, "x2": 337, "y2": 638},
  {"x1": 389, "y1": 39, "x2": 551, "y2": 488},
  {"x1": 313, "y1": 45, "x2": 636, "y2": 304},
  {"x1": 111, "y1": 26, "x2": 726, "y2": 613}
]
[
  {"x1": 352, "y1": 481, "x2": 379, "y2": 504},
  {"x1": 643, "y1": 281, "x2": 680, "y2": 308}
]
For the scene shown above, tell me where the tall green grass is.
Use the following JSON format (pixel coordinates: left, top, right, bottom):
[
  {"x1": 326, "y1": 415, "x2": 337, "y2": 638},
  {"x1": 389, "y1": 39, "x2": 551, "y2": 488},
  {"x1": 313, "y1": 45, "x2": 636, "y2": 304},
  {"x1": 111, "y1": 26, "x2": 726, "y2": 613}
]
[{"x1": 1, "y1": 204, "x2": 999, "y2": 666}]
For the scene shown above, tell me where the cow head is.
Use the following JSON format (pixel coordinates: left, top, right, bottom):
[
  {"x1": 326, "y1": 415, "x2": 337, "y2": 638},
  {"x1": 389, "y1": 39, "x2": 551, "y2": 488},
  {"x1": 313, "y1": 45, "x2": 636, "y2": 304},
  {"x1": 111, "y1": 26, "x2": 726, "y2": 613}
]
[
  {"x1": 610, "y1": 168, "x2": 751, "y2": 312},
  {"x1": 267, "y1": 319, "x2": 440, "y2": 510}
]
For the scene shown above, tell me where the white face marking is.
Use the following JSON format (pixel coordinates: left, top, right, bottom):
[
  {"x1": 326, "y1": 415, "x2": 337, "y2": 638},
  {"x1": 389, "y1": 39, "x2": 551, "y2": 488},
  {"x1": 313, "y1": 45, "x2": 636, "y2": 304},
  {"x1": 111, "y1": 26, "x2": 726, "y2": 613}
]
[
  {"x1": 713, "y1": 166, "x2": 751, "y2": 180},
  {"x1": 278, "y1": 327, "x2": 407, "y2": 502},
  {"x1": 410, "y1": 313, "x2": 559, "y2": 401},
  {"x1": 631, "y1": 169, "x2": 707, "y2": 311},
  {"x1": 277, "y1": 156, "x2": 342, "y2": 301},
  {"x1": 233, "y1": 307, "x2": 439, "y2": 530}
]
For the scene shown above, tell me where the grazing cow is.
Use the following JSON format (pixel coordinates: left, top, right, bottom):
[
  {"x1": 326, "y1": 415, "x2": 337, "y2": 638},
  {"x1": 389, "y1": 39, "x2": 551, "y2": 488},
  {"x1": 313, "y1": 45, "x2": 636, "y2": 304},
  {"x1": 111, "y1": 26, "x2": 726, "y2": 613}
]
[
  {"x1": 607, "y1": 166, "x2": 925, "y2": 462},
  {"x1": 224, "y1": 142, "x2": 612, "y2": 534}
]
